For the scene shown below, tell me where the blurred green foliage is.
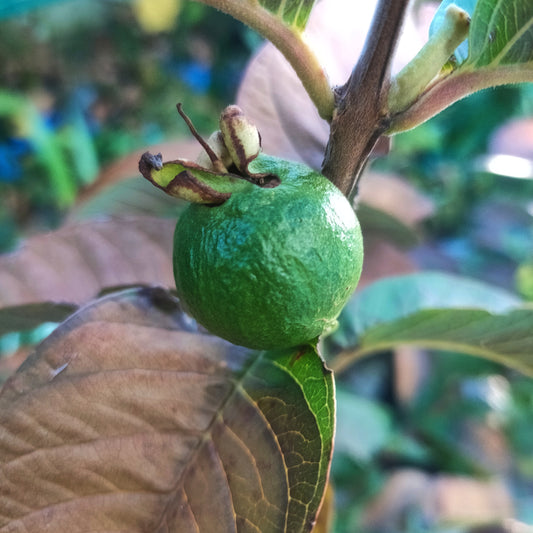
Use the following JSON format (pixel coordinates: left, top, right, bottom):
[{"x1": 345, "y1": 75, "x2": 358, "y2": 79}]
[{"x1": 0, "y1": 0, "x2": 255, "y2": 251}]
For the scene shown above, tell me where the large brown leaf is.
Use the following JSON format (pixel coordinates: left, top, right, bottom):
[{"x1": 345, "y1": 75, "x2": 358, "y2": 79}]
[
  {"x1": 0, "y1": 288, "x2": 335, "y2": 532},
  {"x1": 0, "y1": 216, "x2": 175, "y2": 307}
]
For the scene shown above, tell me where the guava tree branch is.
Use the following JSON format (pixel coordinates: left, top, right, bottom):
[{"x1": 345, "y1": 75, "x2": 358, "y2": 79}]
[{"x1": 321, "y1": 0, "x2": 411, "y2": 198}]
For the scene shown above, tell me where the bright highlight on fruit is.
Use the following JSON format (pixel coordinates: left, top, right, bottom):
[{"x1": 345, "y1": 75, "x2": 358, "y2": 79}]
[{"x1": 139, "y1": 105, "x2": 364, "y2": 350}]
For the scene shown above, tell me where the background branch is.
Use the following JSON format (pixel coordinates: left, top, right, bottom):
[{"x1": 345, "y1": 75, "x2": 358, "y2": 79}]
[{"x1": 321, "y1": 0, "x2": 411, "y2": 198}]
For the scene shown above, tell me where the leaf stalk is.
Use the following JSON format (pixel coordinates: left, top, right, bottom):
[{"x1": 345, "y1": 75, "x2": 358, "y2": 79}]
[{"x1": 195, "y1": 0, "x2": 335, "y2": 120}]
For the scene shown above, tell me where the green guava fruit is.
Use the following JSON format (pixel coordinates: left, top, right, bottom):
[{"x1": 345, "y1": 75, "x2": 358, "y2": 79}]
[{"x1": 173, "y1": 153, "x2": 363, "y2": 350}]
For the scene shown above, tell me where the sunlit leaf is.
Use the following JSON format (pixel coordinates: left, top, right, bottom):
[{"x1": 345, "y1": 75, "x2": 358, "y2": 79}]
[
  {"x1": 258, "y1": 0, "x2": 315, "y2": 31},
  {"x1": 0, "y1": 287, "x2": 334, "y2": 532},
  {"x1": 330, "y1": 273, "x2": 533, "y2": 376},
  {"x1": 389, "y1": 0, "x2": 533, "y2": 132},
  {"x1": 466, "y1": 0, "x2": 533, "y2": 68}
]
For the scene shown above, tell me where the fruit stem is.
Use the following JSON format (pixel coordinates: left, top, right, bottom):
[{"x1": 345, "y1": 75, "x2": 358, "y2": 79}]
[{"x1": 176, "y1": 103, "x2": 228, "y2": 173}]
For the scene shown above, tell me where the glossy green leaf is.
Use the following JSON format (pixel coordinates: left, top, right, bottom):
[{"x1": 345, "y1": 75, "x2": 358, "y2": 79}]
[
  {"x1": 467, "y1": 0, "x2": 533, "y2": 67},
  {"x1": 330, "y1": 273, "x2": 533, "y2": 376},
  {"x1": 0, "y1": 287, "x2": 334, "y2": 532}
]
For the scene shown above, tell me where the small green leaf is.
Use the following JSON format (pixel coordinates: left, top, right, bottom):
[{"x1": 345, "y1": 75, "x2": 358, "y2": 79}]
[
  {"x1": 330, "y1": 273, "x2": 533, "y2": 376},
  {"x1": 467, "y1": 0, "x2": 533, "y2": 67},
  {"x1": 249, "y1": 345, "x2": 335, "y2": 531}
]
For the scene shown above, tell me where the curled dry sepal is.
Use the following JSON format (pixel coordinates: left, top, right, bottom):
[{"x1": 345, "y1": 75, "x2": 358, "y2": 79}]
[{"x1": 138, "y1": 104, "x2": 280, "y2": 206}]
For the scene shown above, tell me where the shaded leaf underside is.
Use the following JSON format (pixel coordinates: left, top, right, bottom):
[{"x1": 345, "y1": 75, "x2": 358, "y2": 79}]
[
  {"x1": 0, "y1": 303, "x2": 78, "y2": 337},
  {"x1": 332, "y1": 273, "x2": 533, "y2": 376},
  {"x1": 0, "y1": 288, "x2": 333, "y2": 532}
]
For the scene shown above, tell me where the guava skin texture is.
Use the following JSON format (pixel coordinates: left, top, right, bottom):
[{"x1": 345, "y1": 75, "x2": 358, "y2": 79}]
[{"x1": 173, "y1": 154, "x2": 364, "y2": 350}]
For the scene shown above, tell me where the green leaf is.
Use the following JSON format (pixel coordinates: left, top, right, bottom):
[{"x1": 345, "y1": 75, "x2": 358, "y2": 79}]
[
  {"x1": 330, "y1": 273, "x2": 533, "y2": 376},
  {"x1": 429, "y1": 0, "x2": 478, "y2": 63},
  {"x1": 259, "y1": 0, "x2": 316, "y2": 32},
  {"x1": 0, "y1": 287, "x2": 334, "y2": 532},
  {"x1": 0, "y1": 302, "x2": 77, "y2": 336},
  {"x1": 467, "y1": 0, "x2": 533, "y2": 67},
  {"x1": 356, "y1": 203, "x2": 419, "y2": 249},
  {"x1": 335, "y1": 389, "x2": 392, "y2": 462},
  {"x1": 388, "y1": 0, "x2": 533, "y2": 133}
]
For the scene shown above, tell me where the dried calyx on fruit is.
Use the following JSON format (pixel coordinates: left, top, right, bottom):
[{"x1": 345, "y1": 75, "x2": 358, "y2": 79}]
[{"x1": 139, "y1": 104, "x2": 364, "y2": 350}]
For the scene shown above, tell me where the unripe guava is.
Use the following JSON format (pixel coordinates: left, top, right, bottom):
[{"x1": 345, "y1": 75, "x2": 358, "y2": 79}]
[{"x1": 173, "y1": 153, "x2": 363, "y2": 350}]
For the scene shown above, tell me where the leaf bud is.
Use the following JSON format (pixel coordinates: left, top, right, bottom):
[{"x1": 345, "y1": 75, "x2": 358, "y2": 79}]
[{"x1": 219, "y1": 105, "x2": 261, "y2": 174}]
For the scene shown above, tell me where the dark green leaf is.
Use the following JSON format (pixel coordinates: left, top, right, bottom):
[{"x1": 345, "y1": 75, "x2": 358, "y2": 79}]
[
  {"x1": 467, "y1": 0, "x2": 533, "y2": 67},
  {"x1": 330, "y1": 273, "x2": 533, "y2": 376},
  {"x1": 0, "y1": 302, "x2": 77, "y2": 336},
  {"x1": 0, "y1": 287, "x2": 333, "y2": 532}
]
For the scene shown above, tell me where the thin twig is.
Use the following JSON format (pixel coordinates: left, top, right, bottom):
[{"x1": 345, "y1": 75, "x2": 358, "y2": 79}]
[{"x1": 196, "y1": 0, "x2": 335, "y2": 120}]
